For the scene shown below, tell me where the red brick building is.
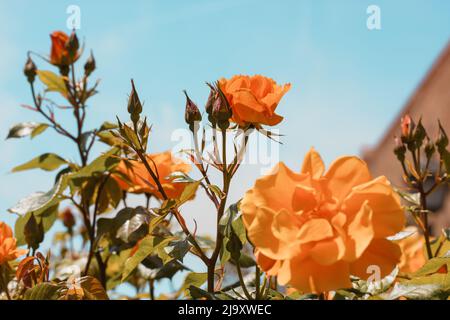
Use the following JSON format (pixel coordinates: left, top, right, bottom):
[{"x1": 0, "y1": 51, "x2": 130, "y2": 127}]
[{"x1": 363, "y1": 42, "x2": 450, "y2": 236}]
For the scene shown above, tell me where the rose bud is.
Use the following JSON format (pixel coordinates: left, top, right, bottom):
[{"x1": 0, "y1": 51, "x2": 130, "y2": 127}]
[
  {"x1": 84, "y1": 51, "x2": 96, "y2": 77},
  {"x1": 24, "y1": 214, "x2": 44, "y2": 251},
  {"x1": 183, "y1": 90, "x2": 202, "y2": 132},
  {"x1": 60, "y1": 207, "x2": 76, "y2": 230},
  {"x1": 436, "y1": 121, "x2": 449, "y2": 154},
  {"x1": 413, "y1": 119, "x2": 427, "y2": 147},
  {"x1": 400, "y1": 114, "x2": 415, "y2": 143},
  {"x1": 424, "y1": 137, "x2": 435, "y2": 160},
  {"x1": 394, "y1": 136, "x2": 406, "y2": 163},
  {"x1": 127, "y1": 80, "x2": 143, "y2": 124},
  {"x1": 23, "y1": 57, "x2": 37, "y2": 84},
  {"x1": 212, "y1": 85, "x2": 232, "y2": 130},
  {"x1": 66, "y1": 31, "x2": 80, "y2": 61}
]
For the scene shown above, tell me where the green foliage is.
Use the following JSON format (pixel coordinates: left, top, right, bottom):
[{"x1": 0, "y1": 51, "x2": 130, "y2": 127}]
[{"x1": 12, "y1": 153, "x2": 68, "y2": 172}]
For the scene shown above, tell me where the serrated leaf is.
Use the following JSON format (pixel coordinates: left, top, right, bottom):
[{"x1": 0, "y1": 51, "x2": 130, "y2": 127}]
[
  {"x1": 12, "y1": 153, "x2": 68, "y2": 172},
  {"x1": 37, "y1": 70, "x2": 68, "y2": 96},
  {"x1": 180, "y1": 272, "x2": 207, "y2": 297}
]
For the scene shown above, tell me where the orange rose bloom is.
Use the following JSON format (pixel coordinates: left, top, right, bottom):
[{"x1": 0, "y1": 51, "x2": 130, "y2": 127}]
[
  {"x1": 218, "y1": 75, "x2": 291, "y2": 127},
  {"x1": 0, "y1": 221, "x2": 28, "y2": 265},
  {"x1": 241, "y1": 148, "x2": 405, "y2": 293},
  {"x1": 50, "y1": 31, "x2": 79, "y2": 66},
  {"x1": 113, "y1": 151, "x2": 191, "y2": 200},
  {"x1": 396, "y1": 226, "x2": 426, "y2": 274}
]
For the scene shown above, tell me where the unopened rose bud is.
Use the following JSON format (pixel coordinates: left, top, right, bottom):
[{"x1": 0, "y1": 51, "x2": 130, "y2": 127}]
[
  {"x1": 436, "y1": 121, "x2": 449, "y2": 154},
  {"x1": 394, "y1": 137, "x2": 406, "y2": 163},
  {"x1": 212, "y1": 84, "x2": 232, "y2": 130},
  {"x1": 23, "y1": 57, "x2": 37, "y2": 83},
  {"x1": 413, "y1": 119, "x2": 427, "y2": 148},
  {"x1": 127, "y1": 79, "x2": 143, "y2": 124},
  {"x1": 60, "y1": 208, "x2": 76, "y2": 230},
  {"x1": 66, "y1": 31, "x2": 80, "y2": 61},
  {"x1": 425, "y1": 138, "x2": 435, "y2": 160},
  {"x1": 400, "y1": 114, "x2": 415, "y2": 144},
  {"x1": 84, "y1": 51, "x2": 96, "y2": 77},
  {"x1": 24, "y1": 214, "x2": 44, "y2": 251},
  {"x1": 205, "y1": 83, "x2": 217, "y2": 125},
  {"x1": 183, "y1": 90, "x2": 202, "y2": 132}
]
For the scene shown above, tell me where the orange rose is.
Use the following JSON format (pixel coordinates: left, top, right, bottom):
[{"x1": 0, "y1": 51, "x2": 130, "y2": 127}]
[
  {"x1": 241, "y1": 148, "x2": 405, "y2": 293},
  {"x1": 0, "y1": 221, "x2": 28, "y2": 265},
  {"x1": 50, "y1": 31, "x2": 79, "y2": 66},
  {"x1": 113, "y1": 151, "x2": 191, "y2": 200},
  {"x1": 396, "y1": 226, "x2": 426, "y2": 274},
  {"x1": 218, "y1": 75, "x2": 291, "y2": 127}
]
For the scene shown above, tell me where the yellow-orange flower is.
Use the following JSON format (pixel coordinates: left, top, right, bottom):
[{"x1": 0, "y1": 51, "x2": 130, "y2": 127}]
[
  {"x1": 50, "y1": 31, "x2": 79, "y2": 66},
  {"x1": 0, "y1": 221, "x2": 27, "y2": 265},
  {"x1": 113, "y1": 151, "x2": 191, "y2": 200},
  {"x1": 241, "y1": 148, "x2": 405, "y2": 293},
  {"x1": 218, "y1": 75, "x2": 291, "y2": 127},
  {"x1": 396, "y1": 226, "x2": 426, "y2": 274}
]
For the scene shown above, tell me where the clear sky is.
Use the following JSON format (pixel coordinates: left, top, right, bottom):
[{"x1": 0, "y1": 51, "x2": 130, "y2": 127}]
[{"x1": 0, "y1": 0, "x2": 449, "y2": 295}]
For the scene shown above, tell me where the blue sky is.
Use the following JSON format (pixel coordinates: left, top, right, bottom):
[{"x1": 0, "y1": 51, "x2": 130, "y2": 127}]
[{"x1": 0, "y1": 0, "x2": 449, "y2": 295}]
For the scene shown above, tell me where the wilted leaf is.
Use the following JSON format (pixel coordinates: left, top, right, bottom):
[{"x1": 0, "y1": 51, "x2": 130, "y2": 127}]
[{"x1": 12, "y1": 153, "x2": 68, "y2": 172}]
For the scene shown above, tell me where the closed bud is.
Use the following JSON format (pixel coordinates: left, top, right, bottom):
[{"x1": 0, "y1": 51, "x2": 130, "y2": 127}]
[
  {"x1": 65, "y1": 31, "x2": 80, "y2": 61},
  {"x1": 60, "y1": 207, "x2": 76, "y2": 230},
  {"x1": 84, "y1": 51, "x2": 96, "y2": 76},
  {"x1": 24, "y1": 214, "x2": 44, "y2": 251},
  {"x1": 413, "y1": 118, "x2": 427, "y2": 147},
  {"x1": 183, "y1": 90, "x2": 202, "y2": 132},
  {"x1": 212, "y1": 83, "x2": 232, "y2": 130},
  {"x1": 424, "y1": 137, "x2": 435, "y2": 160},
  {"x1": 393, "y1": 137, "x2": 406, "y2": 163},
  {"x1": 400, "y1": 114, "x2": 415, "y2": 143},
  {"x1": 127, "y1": 79, "x2": 143, "y2": 124},
  {"x1": 23, "y1": 57, "x2": 37, "y2": 83},
  {"x1": 436, "y1": 120, "x2": 449, "y2": 154}
]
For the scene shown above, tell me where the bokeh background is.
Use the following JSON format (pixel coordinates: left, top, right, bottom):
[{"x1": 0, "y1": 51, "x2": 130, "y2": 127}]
[{"x1": 1, "y1": 0, "x2": 450, "y2": 296}]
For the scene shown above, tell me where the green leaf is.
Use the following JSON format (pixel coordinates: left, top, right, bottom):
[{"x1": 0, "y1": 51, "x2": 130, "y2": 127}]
[
  {"x1": 36, "y1": 70, "x2": 68, "y2": 96},
  {"x1": 8, "y1": 174, "x2": 68, "y2": 216},
  {"x1": 79, "y1": 276, "x2": 109, "y2": 300},
  {"x1": 6, "y1": 122, "x2": 45, "y2": 139},
  {"x1": 24, "y1": 283, "x2": 60, "y2": 300},
  {"x1": 167, "y1": 239, "x2": 191, "y2": 262},
  {"x1": 121, "y1": 235, "x2": 174, "y2": 281},
  {"x1": 116, "y1": 207, "x2": 150, "y2": 243},
  {"x1": 31, "y1": 123, "x2": 49, "y2": 139},
  {"x1": 70, "y1": 148, "x2": 120, "y2": 184},
  {"x1": 12, "y1": 153, "x2": 68, "y2": 172},
  {"x1": 98, "y1": 121, "x2": 118, "y2": 132},
  {"x1": 180, "y1": 272, "x2": 208, "y2": 297},
  {"x1": 177, "y1": 181, "x2": 201, "y2": 205}
]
